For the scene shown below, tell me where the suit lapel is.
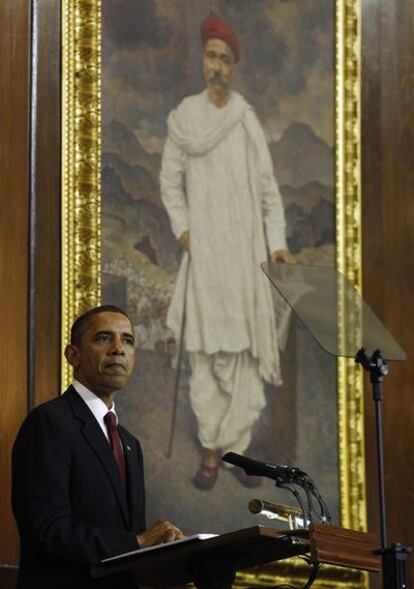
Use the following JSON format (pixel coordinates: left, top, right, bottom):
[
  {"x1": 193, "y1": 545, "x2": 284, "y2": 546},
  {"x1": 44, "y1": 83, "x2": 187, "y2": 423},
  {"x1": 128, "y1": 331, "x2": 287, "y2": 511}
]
[{"x1": 63, "y1": 387, "x2": 130, "y2": 528}]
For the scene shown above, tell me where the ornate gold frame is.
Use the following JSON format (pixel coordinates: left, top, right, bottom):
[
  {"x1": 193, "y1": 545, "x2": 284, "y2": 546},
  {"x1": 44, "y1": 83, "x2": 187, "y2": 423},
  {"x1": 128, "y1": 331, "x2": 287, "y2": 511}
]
[
  {"x1": 62, "y1": 0, "x2": 102, "y2": 385},
  {"x1": 61, "y1": 1, "x2": 366, "y2": 586}
]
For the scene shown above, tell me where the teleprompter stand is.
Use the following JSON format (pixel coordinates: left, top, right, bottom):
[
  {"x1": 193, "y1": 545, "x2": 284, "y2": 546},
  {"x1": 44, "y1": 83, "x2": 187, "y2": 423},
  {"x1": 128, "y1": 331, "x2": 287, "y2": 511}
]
[
  {"x1": 91, "y1": 524, "x2": 381, "y2": 589},
  {"x1": 262, "y1": 262, "x2": 410, "y2": 589},
  {"x1": 356, "y1": 349, "x2": 411, "y2": 589}
]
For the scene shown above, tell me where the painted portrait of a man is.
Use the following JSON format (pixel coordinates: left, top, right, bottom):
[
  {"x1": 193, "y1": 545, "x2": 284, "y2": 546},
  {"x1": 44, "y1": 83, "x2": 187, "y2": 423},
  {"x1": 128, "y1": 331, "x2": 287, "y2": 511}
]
[
  {"x1": 101, "y1": 0, "x2": 338, "y2": 534},
  {"x1": 160, "y1": 12, "x2": 294, "y2": 490}
]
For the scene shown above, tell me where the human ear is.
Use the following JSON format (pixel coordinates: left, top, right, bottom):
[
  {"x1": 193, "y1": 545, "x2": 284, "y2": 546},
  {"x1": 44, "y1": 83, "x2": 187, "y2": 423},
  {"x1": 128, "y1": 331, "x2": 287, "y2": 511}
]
[{"x1": 65, "y1": 344, "x2": 80, "y2": 369}]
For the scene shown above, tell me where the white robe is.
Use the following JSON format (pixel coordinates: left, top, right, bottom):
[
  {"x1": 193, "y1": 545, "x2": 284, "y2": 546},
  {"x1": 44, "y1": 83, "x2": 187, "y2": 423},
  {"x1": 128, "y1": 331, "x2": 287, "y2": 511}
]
[{"x1": 160, "y1": 90, "x2": 286, "y2": 384}]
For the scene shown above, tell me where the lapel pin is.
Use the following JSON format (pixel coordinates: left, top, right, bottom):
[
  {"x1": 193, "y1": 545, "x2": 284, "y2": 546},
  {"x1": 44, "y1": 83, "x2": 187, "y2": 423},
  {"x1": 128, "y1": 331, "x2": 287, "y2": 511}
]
[{"x1": 126, "y1": 445, "x2": 131, "y2": 451}]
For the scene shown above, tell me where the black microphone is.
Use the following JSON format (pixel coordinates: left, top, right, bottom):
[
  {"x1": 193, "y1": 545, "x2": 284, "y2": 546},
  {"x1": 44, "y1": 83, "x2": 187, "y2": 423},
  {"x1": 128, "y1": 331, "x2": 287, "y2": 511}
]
[{"x1": 222, "y1": 452, "x2": 307, "y2": 481}]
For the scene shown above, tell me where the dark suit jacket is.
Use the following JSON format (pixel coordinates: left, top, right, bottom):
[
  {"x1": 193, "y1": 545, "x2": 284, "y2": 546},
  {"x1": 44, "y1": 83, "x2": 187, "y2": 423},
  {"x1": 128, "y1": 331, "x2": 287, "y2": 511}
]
[{"x1": 12, "y1": 386, "x2": 146, "y2": 589}]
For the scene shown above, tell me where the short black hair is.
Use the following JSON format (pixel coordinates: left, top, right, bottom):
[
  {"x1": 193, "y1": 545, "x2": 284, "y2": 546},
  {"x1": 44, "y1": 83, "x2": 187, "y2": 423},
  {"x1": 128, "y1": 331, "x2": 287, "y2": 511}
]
[{"x1": 70, "y1": 305, "x2": 131, "y2": 346}]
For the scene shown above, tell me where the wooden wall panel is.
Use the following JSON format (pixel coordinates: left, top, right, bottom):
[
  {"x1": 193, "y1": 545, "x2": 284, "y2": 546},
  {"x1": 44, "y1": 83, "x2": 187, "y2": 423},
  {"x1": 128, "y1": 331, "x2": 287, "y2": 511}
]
[
  {"x1": 30, "y1": 0, "x2": 61, "y2": 407},
  {"x1": 361, "y1": 0, "x2": 414, "y2": 586},
  {"x1": 0, "y1": 0, "x2": 30, "y2": 568},
  {"x1": 0, "y1": 2, "x2": 61, "y2": 583}
]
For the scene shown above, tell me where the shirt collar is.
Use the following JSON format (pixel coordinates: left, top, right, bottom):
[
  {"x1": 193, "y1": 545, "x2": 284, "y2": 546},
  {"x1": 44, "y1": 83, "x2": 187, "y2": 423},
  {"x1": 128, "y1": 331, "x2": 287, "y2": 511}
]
[{"x1": 72, "y1": 380, "x2": 118, "y2": 425}]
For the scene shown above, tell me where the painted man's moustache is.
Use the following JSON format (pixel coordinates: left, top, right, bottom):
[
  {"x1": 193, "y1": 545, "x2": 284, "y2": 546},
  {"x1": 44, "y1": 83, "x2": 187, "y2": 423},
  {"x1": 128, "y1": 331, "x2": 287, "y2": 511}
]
[{"x1": 209, "y1": 75, "x2": 229, "y2": 87}]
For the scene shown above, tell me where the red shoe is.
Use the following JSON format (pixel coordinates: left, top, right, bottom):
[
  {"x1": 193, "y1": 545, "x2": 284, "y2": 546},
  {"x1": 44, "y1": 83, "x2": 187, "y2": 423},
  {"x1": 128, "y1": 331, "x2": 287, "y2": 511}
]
[{"x1": 193, "y1": 463, "x2": 219, "y2": 490}]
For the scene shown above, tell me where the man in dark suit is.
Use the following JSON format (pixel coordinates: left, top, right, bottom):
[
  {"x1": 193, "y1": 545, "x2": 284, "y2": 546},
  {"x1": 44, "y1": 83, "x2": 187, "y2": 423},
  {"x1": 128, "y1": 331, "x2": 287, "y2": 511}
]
[{"x1": 12, "y1": 305, "x2": 182, "y2": 589}]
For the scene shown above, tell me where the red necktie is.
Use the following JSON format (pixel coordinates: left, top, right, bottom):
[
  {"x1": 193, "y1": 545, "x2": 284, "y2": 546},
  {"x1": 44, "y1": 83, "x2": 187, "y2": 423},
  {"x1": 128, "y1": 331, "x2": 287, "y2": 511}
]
[{"x1": 104, "y1": 412, "x2": 126, "y2": 485}]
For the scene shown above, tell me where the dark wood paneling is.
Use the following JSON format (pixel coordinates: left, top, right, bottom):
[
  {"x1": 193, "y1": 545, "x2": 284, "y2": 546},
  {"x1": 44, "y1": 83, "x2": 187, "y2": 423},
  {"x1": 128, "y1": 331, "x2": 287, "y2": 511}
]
[
  {"x1": 362, "y1": 0, "x2": 414, "y2": 586},
  {"x1": 0, "y1": 0, "x2": 61, "y2": 574},
  {"x1": 0, "y1": 0, "x2": 30, "y2": 566},
  {"x1": 31, "y1": 0, "x2": 61, "y2": 406}
]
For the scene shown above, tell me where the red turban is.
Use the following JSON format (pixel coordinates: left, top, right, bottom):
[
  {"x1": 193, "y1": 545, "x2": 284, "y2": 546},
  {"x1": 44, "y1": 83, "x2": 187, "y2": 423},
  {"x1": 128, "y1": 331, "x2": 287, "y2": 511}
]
[{"x1": 200, "y1": 12, "x2": 241, "y2": 63}]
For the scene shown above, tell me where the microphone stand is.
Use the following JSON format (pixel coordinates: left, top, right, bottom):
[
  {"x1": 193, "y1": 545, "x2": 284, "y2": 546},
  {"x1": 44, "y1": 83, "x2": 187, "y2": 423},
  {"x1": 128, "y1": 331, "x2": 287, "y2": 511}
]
[
  {"x1": 275, "y1": 480, "x2": 309, "y2": 527},
  {"x1": 355, "y1": 348, "x2": 411, "y2": 589},
  {"x1": 274, "y1": 473, "x2": 332, "y2": 528}
]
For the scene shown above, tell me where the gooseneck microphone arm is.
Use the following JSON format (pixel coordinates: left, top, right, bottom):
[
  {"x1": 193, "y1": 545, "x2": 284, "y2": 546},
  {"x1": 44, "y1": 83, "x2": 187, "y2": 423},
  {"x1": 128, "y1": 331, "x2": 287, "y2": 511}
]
[{"x1": 222, "y1": 452, "x2": 332, "y2": 525}]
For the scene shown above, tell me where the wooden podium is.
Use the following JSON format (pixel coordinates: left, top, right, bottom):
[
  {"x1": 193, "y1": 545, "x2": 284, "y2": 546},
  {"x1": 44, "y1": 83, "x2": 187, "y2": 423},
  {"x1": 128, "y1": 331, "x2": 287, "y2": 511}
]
[{"x1": 91, "y1": 524, "x2": 381, "y2": 588}]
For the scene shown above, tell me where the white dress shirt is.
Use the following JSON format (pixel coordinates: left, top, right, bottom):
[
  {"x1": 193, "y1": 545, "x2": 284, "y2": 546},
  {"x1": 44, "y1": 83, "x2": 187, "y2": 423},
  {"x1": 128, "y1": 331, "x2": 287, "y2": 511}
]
[{"x1": 72, "y1": 380, "x2": 118, "y2": 443}]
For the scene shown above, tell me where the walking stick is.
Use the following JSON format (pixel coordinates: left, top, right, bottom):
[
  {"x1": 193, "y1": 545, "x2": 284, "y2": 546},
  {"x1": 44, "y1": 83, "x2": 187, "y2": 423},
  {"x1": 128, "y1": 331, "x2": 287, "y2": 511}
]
[{"x1": 166, "y1": 255, "x2": 190, "y2": 459}]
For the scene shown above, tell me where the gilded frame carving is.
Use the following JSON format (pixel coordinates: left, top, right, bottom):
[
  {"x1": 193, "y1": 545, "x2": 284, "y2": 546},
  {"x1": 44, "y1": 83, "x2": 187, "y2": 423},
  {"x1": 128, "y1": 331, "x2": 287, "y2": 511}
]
[
  {"x1": 61, "y1": 1, "x2": 367, "y2": 586},
  {"x1": 62, "y1": 0, "x2": 102, "y2": 385}
]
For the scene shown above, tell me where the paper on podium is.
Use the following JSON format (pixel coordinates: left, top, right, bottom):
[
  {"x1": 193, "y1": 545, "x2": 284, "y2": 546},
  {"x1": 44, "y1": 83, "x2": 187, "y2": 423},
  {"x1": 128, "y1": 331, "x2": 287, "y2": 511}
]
[{"x1": 100, "y1": 533, "x2": 218, "y2": 564}]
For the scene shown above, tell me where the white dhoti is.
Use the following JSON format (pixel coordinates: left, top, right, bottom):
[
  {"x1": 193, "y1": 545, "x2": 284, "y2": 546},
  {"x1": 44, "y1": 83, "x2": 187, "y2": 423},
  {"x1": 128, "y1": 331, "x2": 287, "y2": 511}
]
[{"x1": 189, "y1": 351, "x2": 266, "y2": 454}]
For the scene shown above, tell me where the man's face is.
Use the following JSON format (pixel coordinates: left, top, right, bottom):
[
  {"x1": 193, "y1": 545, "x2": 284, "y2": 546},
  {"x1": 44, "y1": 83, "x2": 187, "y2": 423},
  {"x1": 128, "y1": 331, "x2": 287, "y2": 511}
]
[
  {"x1": 65, "y1": 311, "x2": 135, "y2": 397},
  {"x1": 203, "y1": 38, "x2": 236, "y2": 93}
]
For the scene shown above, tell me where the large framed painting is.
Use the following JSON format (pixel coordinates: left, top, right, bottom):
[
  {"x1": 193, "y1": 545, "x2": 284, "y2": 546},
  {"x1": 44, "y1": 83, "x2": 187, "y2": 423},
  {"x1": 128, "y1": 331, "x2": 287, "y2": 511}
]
[{"x1": 61, "y1": 0, "x2": 366, "y2": 587}]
